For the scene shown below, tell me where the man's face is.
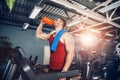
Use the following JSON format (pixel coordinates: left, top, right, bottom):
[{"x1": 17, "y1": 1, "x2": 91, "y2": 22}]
[{"x1": 54, "y1": 18, "x2": 62, "y2": 27}]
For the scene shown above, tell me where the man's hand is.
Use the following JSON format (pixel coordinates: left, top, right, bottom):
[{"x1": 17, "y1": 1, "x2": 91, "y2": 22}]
[{"x1": 40, "y1": 20, "x2": 45, "y2": 25}]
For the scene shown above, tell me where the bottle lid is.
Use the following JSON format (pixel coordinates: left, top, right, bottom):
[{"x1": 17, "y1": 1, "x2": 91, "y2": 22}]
[{"x1": 42, "y1": 16, "x2": 54, "y2": 25}]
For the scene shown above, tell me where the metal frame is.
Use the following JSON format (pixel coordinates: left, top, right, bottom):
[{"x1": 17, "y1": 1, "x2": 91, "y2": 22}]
[{"x1": 50, "y1": 0, "x2": 120, "y2": 28}]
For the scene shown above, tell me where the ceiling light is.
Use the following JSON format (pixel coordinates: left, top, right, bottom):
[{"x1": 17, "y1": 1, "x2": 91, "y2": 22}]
[
  {"x1": 23, "y1": 23, "x2": 29, "y2": 30},
  {"x1": 89, "y1": 0, "x2": 93, "y2": 2},
  {"x1": 95, "y1": 2, "x2": 101, "y2": 5},
  {"x1": 69, "y1": 0, "x2": 86, "y2": 9},
  {"x1": 29, "y1": 6, "x2": 42, "y2": 19},
  {"x1": 97, "y1": 26, "x2": 112, "y2": 30},
  {"x1": 105, "y1": 33, "x2": 114, "y2": 37},
  {"x1": 99, "y1": 1, "x2": 120, "y2": 13},
  {"x1": 89, "y1": 29, "x2": 101, "y2": 33},
  {"x1": 93, "y1": 77, "x2": 99, "y2": 79}
]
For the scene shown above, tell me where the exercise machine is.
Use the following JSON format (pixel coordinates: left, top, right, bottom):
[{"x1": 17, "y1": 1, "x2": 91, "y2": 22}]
[{"x1": 14, "y1": 46, "x2": 80, "y2": 80}]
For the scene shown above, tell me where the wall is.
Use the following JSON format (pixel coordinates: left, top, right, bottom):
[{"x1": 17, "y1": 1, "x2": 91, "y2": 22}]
[{"x1": 0, "y1": 24, "x2": 49, "y2": 64}]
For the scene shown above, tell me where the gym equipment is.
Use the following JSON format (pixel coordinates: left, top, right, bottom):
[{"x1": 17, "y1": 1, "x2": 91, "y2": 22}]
[
  {"x1": 29, "y1": 55, "x2": 38, "y2": 65},
  {"x1": 29, "y1": 55, "x2": 32, "y2": 61},
  {"x1": 92, "y1": 49, "x2": 120, "y2": 80},
  {"x1": 14, "y1": 46, "x2": 48, "y2": 73},
  {"x1": 116, "y1": 43, "x2": 120, "y2": 58},
  {"x1": 2, "y1": 59, "x2": 17, "y2": 80},
  {"x1": 14, "y1": 46, "x2": 80, "y2": 80},
  {"x1": 0, "y1": 36, "x2": 13, "y2": 64}
]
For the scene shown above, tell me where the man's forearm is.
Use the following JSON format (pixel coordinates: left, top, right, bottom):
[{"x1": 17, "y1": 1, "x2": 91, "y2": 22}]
[
  {"x1": 36, "y1": 23, "x2": 43, "y2": 36},
  {"x1": 62, "y1": 52, "x2": 74, "y2": 71}
]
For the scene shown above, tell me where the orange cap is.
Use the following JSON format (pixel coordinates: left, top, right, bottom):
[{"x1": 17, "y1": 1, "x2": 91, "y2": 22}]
[{"x1": 42, "y1": 16, "x2": 54, "y2": 25}]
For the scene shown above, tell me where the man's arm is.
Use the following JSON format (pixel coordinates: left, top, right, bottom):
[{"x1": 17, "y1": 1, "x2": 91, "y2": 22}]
[
  {"x1": 36, "y1": 21, "x2": 50, "y2": 40},
  {"x1": 62, "y1": 32, "x2": 75, "y2": 71}
]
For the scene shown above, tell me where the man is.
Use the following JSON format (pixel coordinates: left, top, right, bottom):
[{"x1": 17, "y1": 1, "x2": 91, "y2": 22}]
[{"x1": 36, "y1": 17, "x2": 74, "y2": 80}]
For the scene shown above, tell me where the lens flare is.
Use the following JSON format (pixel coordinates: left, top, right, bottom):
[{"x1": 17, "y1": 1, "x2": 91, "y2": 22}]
[{"x1": 81, "y1": 33, "x2": 97, "y2": 47}]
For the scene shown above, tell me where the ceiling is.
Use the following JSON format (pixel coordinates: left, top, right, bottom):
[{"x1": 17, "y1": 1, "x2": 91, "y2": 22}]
[{"x1": 0, "y1": 0, "x2": 120, "y2": 42}]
